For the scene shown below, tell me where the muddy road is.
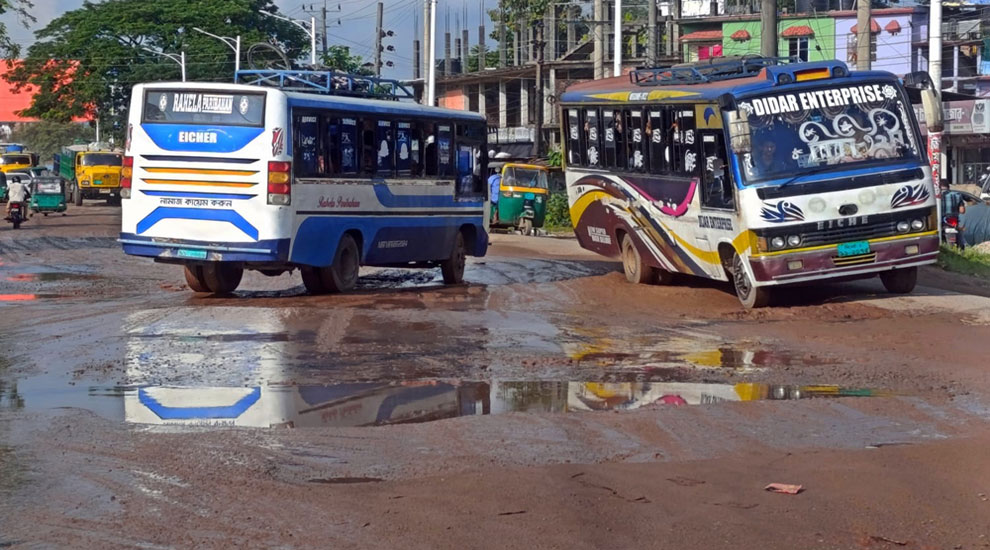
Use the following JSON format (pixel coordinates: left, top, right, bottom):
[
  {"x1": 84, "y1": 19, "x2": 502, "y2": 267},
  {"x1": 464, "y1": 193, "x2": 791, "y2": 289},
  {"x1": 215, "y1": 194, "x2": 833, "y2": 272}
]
[{"x1": 2, "y1": 206, "x2": 990, "y2": 549}]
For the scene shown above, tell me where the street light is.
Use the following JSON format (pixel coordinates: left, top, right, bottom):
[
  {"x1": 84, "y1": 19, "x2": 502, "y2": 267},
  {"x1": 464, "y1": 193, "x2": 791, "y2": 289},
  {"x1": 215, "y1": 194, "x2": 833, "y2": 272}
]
[
  {"x1": 193, "y1": 27, "x2": 241, "y2": 74},
  {"x1": 258, "y1": 10, "x2": 316, "y2": 66},
  {"x1": 143, "y1": 47, "x2": 186, "y2": 81}
]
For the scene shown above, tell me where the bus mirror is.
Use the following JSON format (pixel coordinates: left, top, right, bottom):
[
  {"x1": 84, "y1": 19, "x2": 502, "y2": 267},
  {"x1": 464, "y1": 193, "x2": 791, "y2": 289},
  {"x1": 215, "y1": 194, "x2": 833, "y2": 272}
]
[
  {"x1": 727, "y1": 110, "x2": 751, "y2": 154},
  {"x1": 922, "y1": 88, "x2": 943, "y2": 133}
]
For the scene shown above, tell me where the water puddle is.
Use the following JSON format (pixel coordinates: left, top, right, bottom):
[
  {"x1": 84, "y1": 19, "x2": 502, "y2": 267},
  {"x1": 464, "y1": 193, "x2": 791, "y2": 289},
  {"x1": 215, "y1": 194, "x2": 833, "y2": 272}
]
[
  {"x1": 0, "y1": 377, "x2": 889, "y2": 429},
  {"x1": 5, "y1": 271, "x2": 100, "y2": 283}
]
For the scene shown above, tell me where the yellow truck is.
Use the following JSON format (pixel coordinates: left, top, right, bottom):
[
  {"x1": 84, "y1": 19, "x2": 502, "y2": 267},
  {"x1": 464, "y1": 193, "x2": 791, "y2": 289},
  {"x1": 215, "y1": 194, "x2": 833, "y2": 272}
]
[
  {"x1": 0, "y1": 152, "x2": 37, "y2": 174},
  {"x1": 55, "y1": 145, "x2": 123, "y2": 205}
]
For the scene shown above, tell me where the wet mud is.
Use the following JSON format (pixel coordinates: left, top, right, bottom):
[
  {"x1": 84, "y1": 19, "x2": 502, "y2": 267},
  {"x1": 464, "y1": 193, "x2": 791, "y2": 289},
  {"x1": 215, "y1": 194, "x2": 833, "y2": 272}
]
[{"x1": 2, "y1": 210, "x2": 990, "y2": 549}]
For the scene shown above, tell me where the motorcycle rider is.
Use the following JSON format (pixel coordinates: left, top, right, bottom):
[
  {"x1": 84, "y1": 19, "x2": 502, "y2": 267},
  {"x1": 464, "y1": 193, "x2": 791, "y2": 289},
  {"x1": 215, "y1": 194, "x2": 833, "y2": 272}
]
[{"x1": 6, "y1": 176, "x2": 29, "y2": 218}]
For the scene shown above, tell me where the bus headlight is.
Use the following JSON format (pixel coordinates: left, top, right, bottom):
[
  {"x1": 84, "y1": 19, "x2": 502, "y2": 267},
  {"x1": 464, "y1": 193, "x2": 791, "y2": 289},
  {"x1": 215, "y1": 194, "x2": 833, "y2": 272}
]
[
  {"x1": 896, "y1": 221, "x2": 910, "y2": 233},
  {"x1": 786, "y1": 235, "x2": 801, "y2": 247},
  {"x1": 910, "y1": 219, "x2": 925, "y2": 231},
  {"x1": 770, "y1": 236, "x2": 785, "y2": 250}
]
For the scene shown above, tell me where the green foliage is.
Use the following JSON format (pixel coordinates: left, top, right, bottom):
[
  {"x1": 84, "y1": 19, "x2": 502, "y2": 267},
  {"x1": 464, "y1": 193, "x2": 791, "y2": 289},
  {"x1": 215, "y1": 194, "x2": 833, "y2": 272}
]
[
  {"x1": 544, "y1": 191, "x2": 572, "y2": 229},
  {"x1": 0, "y1": 0, "x2": 34, "y2": 58},
  {"x1": 467, "y1": 44, "x2": 500, "y2": 72},
  {"x1": 5, "y1": 0, "x2": 308, "y2": 143},
  {"x1": 937, "y1": 245, "x2": 990, "y2": 280},
  {"x1": 7, "y1": 121, "x2": 94, "y2": 164},
  {"x1": 546, "y1": 148, "x2": 561, "y2": 168},
  {"x1": 321, "y1": 45, "x2": 372, "y2": 75},
  {"x1": 491, "y1": 0, "x2": 552, "y2": 32}
]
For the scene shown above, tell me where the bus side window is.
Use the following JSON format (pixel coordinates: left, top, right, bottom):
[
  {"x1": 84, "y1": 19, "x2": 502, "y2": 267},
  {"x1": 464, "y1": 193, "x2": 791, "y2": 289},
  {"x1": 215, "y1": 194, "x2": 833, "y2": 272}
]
[
  {"x1": 422, "y1": 121, "x2": 438, "y2": 176},
  {"x1": 437, "y1": 124, "x2": 453, "y2": 177},
  {"x1": 585, "y1": 108, "x2": 602, "y2": 168},
  {"x1": 648, "y1": 110, "x2": 665, "y2": 173},
  {"x1": 361, "y1": 119, "x2": 377, "y2": 175},
  {"x1": 672, "y1": 107, "x2": 697, "y2": 177},
  {"x1": 396, "y1": 122, "x2": 412, "y2": 176},
  {"x1": 627, "y1": 109, "x2": 646, "y2": 173},
  {"x1": 293, "y1": 114, "x2": 323, "y2": 177},
  {"x1": 324, "y1": 115, "x2": 340, "y2": 175},
  {"x1": 603, "y1": 110, "x2": 616, "y2": 168},
  {"x1": 456, "y1": 123, "x2": 485, "y2": 195},
  {"x1": 613, "y1": 110, "x2": 626, "y2": 170},
  {"x1": 567, "y1": 109, "x2": 581, "y2": 166},
  {"x1": 376, "y1": 120, "x2": 394, "y2": 176},
  {"x1": 339, "y1": 117, "x2": 359, "y2": 174}
]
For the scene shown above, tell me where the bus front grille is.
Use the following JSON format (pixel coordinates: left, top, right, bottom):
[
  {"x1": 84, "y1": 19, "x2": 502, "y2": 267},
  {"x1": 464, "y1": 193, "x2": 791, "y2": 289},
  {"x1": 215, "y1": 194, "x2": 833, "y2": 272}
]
[
  {"x1": 831, "y1": 253, "x2": 877, "y2": 267},
  {"x1": 800, "y1": 221, "x2": 899, "y2": 247}
]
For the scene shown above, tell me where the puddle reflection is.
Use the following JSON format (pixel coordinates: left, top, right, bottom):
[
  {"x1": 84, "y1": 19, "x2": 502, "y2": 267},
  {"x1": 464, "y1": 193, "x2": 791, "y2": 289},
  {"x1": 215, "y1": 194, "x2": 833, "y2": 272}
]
[{"x1": 117, "y1": 380, "x2": 889, "y2": 428}]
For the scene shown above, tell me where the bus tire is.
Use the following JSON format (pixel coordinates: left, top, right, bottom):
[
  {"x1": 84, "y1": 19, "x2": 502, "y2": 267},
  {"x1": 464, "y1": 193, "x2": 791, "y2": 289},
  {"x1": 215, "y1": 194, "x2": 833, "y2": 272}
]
[
  {"x1": 731, "y1": 252, "x2": 770, "y2": 308},
  {"x1": 321, "y1": 234, "x2": 360, "y2": 293},
  {"x1": 655, "y1": 268, "x2": 675, "y2": 285},
  {"x1": 880, "y1": 266, "x2": 917, "y2": 294},
  {"x1": 301, "y1": 267, "x2": 328, "y2": 294},
  {"x1": 203, "y1": 263, "x2": 243, "y2": 294},
  {"x1": 441, "y1": 231, "x2": 467, "y2": 284},
  {"x1": 183, "y1": 265, "x2": 210, "y2": 293},
  {"x1": 621, "y1": 233, "x2": 655, "y2": 284}
]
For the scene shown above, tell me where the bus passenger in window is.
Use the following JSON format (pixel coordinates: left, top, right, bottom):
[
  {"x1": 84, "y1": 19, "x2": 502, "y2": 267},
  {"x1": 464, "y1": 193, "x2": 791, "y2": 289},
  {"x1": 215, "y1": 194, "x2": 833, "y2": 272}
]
[
  {"x1": 362, "y1": 120, "x2": 376, "y2": 175},
  {"x1": 753, "y1": 138, "x2": 777, "y2": 177}
]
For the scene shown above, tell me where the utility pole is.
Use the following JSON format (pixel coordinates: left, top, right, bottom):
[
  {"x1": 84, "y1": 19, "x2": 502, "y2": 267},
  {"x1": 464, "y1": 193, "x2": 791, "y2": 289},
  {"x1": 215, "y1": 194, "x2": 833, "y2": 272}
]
[
  {"x1": 533, "y1": 20, "x2": 544, "y2": 158},
  {"x1": 498, "y1": 6, "x2": 506, "y2": 68},
  {"x1": 647, "y1": 0, "x2": 657, "y2": 67},
  {"x1": 375, "y1": 2, "x2": 384, "y2": 76},
  {"x1": 929, "y1": 0, "x2": 943, "y2": 196},
  {"x1": 478, "y1": 0, "x2": 486, "y2": 72},
  {"x1": 423, "y1": 0, "x2": 431, "y2": 83},
  {"x1": 855, "y1": 0, "x2": 871, "y2": 70},
  {"x1": 321, "y1": 1, "x2": 328, "y2": 57},
  {"x1": 613, "y1": 0, "x2": 622, "y2": 76},
  {"x1": 593, "y1": 0, "x2": 604, "y2": 78},
  {"x1": 760, "y1": 0, "x2": 776, "y2": 57},
  {"x1": 428, "y1": 0, "x2": 437, "y2": 106}
]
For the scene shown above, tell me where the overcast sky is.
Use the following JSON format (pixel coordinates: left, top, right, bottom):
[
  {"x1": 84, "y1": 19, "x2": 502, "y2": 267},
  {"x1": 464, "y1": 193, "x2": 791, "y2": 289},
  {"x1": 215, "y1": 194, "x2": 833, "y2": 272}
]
[{"x1": 0, "y1": 0, "x2": 503, "y2": 80}]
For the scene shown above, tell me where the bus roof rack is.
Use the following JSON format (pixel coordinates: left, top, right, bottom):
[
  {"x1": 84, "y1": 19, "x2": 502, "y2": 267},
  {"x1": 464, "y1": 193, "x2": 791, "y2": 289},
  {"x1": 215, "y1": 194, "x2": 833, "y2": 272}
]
[
  {"x1": 235, "y1": 69, "x2": 415, "y2": 101},
  {"x1": 630, "y1": 56, "x2": 795, "y2": 86}
]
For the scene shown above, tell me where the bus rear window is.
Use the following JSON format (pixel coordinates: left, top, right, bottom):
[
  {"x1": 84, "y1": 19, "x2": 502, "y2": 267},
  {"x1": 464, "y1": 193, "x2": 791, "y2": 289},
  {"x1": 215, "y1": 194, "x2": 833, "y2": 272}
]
[{"x1": 142, "y1": 90, "x2": 266, "y2": 127}]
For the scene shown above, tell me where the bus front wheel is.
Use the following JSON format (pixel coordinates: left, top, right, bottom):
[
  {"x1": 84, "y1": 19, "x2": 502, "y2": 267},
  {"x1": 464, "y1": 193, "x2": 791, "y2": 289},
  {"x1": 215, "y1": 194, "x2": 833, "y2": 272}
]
[
  {"x1": 202, "y1": 263, "x2": 243, "y2": 294},
  {"x1": 621, "y1": 233, "x2": 656, "y2": 285},
  {"x1": 731, "y1": 252, "x2": 770, "y2": 309},
  {"x1": 441, "y1": 231, "x2": 467, "y2": 284},
  {"x1": 301, "y1": 266, "x2": 328, "y2": 294},
  {"x1": 321, "y1": 234, "x2": 360, "y2": 293},
  {"x1": 880, "y1": 266, "x2": 917, "y2": 294}
]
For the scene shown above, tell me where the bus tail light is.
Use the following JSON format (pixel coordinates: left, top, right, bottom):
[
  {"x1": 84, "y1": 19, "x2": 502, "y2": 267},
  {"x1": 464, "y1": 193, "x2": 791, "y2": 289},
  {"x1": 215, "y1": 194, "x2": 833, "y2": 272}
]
[
  {"x1": 120, "y1": 156, "x2": 133, "y2": 199},
  {"x1": 267, "y1": 161, "x2": 291, "y2": 206}
]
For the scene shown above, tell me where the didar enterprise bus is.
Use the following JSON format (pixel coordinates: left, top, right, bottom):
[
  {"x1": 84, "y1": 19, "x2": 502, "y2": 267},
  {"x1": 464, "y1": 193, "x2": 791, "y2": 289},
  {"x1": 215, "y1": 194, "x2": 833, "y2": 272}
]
[
  {"x1": 120, "y1": 71, "x2": 489, "y2": 294},
  {"x1": 561, "y1": 58, "x2": 943, "y2": 308}
]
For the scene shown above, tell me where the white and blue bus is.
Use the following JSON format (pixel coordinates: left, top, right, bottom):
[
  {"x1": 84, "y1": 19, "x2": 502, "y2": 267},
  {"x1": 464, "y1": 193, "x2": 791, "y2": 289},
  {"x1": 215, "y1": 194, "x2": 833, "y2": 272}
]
[{"x1": 120, "y1": 71, "x2": 489, "y2": 294}]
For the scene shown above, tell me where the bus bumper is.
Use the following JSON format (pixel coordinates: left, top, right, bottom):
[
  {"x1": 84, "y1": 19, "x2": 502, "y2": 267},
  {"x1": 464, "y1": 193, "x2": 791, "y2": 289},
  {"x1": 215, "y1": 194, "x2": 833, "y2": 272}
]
[
  {"x1": 119, "y1": 233, "x2": 291, "y2": 263},
  {"x1": 749, "y1": 233, "x2": 939, "y2": 284}
]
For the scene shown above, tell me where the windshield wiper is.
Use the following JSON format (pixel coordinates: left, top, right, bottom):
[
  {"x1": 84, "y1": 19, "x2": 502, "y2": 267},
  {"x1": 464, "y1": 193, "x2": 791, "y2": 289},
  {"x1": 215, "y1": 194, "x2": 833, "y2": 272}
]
[{"x1": 777, "y1": 164, "x2": 841, "y2": 189}]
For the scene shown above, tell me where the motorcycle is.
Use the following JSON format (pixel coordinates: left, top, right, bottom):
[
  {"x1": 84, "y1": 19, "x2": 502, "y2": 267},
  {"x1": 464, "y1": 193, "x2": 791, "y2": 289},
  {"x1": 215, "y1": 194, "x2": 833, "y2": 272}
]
[{"x1": 6, "y1": 201, "x2": 25, "y2": 229}]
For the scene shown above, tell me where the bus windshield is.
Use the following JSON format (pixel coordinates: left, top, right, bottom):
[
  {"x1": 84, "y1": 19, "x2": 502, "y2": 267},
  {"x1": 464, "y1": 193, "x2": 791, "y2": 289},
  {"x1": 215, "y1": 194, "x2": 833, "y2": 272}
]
[
  {"x1": 0, "y1": 155, "x2": 31, "y2": 166},
  {"x1": 80, "y1": 153, "x2": 122, "y2": 166},
  {"x1": 737, "y1": 81, "x2": 920, "y2": 184}
]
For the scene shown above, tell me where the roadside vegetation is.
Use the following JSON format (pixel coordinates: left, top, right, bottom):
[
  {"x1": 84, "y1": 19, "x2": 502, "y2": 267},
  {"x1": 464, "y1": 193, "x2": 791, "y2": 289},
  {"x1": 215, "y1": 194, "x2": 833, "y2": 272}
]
[{"x1": 937, "y1": 245, "x2": 990, "y2": 280}]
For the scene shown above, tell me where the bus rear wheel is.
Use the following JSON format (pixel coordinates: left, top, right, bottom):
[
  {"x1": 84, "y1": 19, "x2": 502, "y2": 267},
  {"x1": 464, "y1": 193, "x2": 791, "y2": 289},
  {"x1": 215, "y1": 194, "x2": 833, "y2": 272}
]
[
  {"x1": 621, "y1": 233, "x2": 656, "y2": 284},
  {"x1": 880, "y1": 266, "x2": 917, "y2": 294},
  {"x1": 184, "y1": 265, "x2": 210, "y2": 293},
  {"x1": 320, "y1": 234, "x2": 360, "y2": 293},
  {"x1": 202, "y1": 263, "x2": 243, "y2": 294},
  {"x1": 441, "y1": 231, "x2": 467, "y2": 284},
  {"x1": 731, "y1": 252, "x2": 770, "y2": 309}
]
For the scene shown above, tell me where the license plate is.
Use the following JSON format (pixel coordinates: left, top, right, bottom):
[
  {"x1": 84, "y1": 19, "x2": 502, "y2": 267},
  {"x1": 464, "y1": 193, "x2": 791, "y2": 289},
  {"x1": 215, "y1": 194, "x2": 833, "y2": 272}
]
[
  {"x1": 99, "y1": 188, "x2": 111, "y2": 194},
  {"x1": 177, "y1": 249, "x2": 208, "y2": 260},
  {"x1": 836, "y1": 241, "x2": 870, "y2": 257}
]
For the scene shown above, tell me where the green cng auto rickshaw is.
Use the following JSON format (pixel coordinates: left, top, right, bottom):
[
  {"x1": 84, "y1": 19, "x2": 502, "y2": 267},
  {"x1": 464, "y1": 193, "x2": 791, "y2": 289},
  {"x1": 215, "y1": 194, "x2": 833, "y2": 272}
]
[
  {"x1": 29, "y1": 176, "x2": 67, "y2": 216},
  {"x1": 489, "y1": 162, "x2": 550, "y2": 235}
]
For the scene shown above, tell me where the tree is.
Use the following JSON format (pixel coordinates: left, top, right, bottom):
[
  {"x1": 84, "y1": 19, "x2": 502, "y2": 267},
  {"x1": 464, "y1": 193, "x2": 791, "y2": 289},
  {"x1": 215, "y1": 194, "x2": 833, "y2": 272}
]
[
  {"x1": 320, "y1": 45, "x2": 372, "y2": 75},
  {"x1": 7, "y1": 120, "x2": 94, "y2": 164},
  {"x1": 466, "y1": 44, "x2": 499, "y2": 73},
  {"x1": 4, "y1": 0, "x2": 308, "y2": 144},
  {"x1": 0, "y1": 0, "x2": 34, "y2": 58}
]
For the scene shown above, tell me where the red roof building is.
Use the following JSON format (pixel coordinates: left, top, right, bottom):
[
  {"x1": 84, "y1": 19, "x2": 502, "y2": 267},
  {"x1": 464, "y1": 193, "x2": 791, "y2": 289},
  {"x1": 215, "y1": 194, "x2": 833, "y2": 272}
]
[
  {"x1": 850, "y1": 19, "x2": 881, "y2": 34},
  {"x1": 781, "y1": 25, "x2": 815, "y2": 38},
  {"x1": 679, "y1": 30, "x2": 723, "y2": 42},
  {"x1": 730, "y1": 29, "x2": 751, "y2": 41},
  {"x1": 0, "y1": 64, "x2": 39, "y2": 123}
]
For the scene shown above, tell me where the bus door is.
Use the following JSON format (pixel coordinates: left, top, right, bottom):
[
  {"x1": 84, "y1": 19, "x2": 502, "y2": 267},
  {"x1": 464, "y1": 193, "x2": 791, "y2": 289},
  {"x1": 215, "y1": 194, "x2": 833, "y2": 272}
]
[{"x1": 697, "y1": 119, "x2": 737, "y2": 278}]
